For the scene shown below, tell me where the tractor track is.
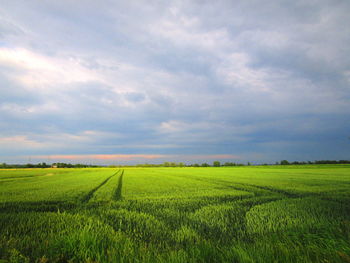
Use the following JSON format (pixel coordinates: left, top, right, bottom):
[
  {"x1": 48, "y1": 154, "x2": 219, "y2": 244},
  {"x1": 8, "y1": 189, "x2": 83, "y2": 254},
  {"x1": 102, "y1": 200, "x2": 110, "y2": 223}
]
[
  {"x1": 114, "y1": 169, "x2": 124, "y2": 201},
  {"x1": 82, "y1": 169, "x2": 121, "y2": 203}
]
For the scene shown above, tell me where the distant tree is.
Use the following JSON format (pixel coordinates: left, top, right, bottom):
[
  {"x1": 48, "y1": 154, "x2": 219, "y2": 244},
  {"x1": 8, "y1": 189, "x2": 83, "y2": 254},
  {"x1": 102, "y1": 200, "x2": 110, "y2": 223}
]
[
  {"x1": 247, "y1": 162, "x2": 251, "y2": 166},
  {"x1": 213, "y1": 161, "x2": 221, "y2": 167},
  {"x1": 178, "y1": 162, "x2": 184, "y2": 167},
  {"x1": 201, "y1": 163, "x2": 210, "y2": 167},
  {"x1": 193, "y1": 163, "x2": 200, "y2": 167},
  {"x1": 280, "y1": 160, "x2": 289, "y2": 165},
  {"x1": 223, "y1": 162, "x2": 236, "y2": 166}
]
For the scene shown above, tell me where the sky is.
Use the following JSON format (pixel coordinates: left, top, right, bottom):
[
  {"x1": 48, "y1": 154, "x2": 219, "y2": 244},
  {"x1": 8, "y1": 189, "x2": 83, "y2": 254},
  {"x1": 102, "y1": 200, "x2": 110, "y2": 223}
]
[{"x1": 0, "y1": 0, "x2": 349, "y2": 165}]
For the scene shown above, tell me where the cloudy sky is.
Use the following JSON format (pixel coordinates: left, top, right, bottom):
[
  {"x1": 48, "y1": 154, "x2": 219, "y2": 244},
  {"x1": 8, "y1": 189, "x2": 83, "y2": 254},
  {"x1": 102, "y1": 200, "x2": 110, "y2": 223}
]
[{"x1": 0, "y1": 0, "x2": 349, "y2": 164}]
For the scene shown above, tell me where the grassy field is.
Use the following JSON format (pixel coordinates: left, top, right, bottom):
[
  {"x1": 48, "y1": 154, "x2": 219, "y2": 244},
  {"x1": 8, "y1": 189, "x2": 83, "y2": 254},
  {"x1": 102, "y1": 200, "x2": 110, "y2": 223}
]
[{"x1": 0, "y1": 166, "x2": 349, "y2": 262}]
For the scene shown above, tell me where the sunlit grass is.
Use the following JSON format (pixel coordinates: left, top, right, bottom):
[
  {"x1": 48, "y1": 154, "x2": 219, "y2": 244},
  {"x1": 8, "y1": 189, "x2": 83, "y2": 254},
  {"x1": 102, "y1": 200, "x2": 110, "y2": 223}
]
[{"x1": 0, "y1": 165, "x2": 349, "y2": 262}]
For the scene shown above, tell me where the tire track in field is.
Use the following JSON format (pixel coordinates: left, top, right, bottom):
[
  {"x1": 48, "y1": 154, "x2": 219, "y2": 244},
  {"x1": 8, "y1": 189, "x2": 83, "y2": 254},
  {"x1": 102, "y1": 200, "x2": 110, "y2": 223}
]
[
  {"x1": 240, "y1": 183, "x2": 300, "y2": 198},
  {"x1": 0, "y1": 173, "x2": 58, "y2": 181},
  {"x1": 113, "y1": 169, "x2": 124, "y2": 201},
  {"x1": 82, "y1": 170, "x2": 120, "y2": 203},
  {"x1": 165, "y1": 173, "x2": 299, "y2": 198},
  {"x1": 0, "y1": 201, "x2": 77, "y2": 213},
  {"x1": 162, "y1": 173, "x2": 259, "y2": 195}
]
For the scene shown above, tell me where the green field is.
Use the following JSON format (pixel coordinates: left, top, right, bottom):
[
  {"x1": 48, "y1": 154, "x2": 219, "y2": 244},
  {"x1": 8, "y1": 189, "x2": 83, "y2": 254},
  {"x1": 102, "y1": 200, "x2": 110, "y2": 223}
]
[{"x1": 0, "y1": 166, "x2": 350, "y2": 262}]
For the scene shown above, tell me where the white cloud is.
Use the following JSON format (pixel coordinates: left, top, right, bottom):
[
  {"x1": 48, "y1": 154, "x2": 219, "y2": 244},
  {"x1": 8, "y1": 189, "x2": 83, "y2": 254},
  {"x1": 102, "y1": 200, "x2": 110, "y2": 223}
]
[
  {"x1": 216, "y1": 52, "x2": 271, "y2": 91},
  {"x1": 0, "y1": 48, "x2": 99, "y2": 88}
]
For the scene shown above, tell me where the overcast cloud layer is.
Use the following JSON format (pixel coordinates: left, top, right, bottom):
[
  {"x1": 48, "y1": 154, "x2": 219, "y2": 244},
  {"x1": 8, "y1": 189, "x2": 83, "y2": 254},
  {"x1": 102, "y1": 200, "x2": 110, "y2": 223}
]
[{"x1": 0, "y1": 0, "x2": 349, "y2": 164}]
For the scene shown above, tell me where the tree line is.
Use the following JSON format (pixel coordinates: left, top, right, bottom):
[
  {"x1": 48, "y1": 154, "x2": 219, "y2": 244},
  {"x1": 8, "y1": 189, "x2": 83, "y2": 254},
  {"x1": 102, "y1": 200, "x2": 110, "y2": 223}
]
[
  {"x1": 0, "y1": 160, "x2": 349, "y2": 169},
  {"x1": 278, "y1": 160, "x2": 350, "y2": 165},
  {"x1": 0, "y1": 162, "x2": 98, "y2": 169}
]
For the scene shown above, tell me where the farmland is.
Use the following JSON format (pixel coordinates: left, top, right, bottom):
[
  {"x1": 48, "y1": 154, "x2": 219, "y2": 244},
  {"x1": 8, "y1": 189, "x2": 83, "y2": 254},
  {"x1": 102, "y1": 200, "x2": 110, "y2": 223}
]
[{"x1": 0, "y1": 166, "x2": 350, "y2": 262}]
